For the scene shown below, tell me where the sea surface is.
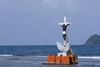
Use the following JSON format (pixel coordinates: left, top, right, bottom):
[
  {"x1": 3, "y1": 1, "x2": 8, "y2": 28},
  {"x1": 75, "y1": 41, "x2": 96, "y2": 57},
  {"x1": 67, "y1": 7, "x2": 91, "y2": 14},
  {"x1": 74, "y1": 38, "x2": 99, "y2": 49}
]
[
  {"x1": 0, "y1": 45, "x2": 100, "y2": 67},
  {"x1": 0, "y1": 45, "x2": 100, "y2": 57}
]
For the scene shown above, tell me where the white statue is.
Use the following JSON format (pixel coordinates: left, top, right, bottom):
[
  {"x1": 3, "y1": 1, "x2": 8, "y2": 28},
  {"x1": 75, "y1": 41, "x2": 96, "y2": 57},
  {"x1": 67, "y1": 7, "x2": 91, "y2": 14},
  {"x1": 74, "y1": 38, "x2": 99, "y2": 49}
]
[
  {"x1": 56, "y1": 41, "x2": 70, "y2": 52},
  {"x1": 56, "y1": 16, "x2": 74, "y2": 56}
]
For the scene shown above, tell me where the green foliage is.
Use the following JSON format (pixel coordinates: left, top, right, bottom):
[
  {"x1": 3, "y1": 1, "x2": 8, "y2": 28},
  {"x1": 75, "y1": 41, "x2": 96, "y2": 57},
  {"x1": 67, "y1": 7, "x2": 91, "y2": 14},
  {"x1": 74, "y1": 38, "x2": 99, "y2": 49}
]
[{"x1": 86, "y1": 34, "x2": 100, "y2": 44}]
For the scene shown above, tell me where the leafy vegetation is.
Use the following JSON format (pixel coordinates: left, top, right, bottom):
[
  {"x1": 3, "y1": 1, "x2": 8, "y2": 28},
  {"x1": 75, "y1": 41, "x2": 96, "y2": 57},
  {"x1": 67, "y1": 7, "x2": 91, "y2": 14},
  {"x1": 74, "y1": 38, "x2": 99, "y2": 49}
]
[{"x1": 85, "y1": 34, "x2": 100, "y2": 45}]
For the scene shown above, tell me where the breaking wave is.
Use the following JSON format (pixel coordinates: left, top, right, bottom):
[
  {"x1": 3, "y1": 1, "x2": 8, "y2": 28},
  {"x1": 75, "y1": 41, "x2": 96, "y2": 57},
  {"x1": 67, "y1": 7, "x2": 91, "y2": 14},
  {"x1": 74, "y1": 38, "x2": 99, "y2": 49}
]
[
  {"x1": 0, "y1": 54, "x2": 100, "y2": 60},
  {"x1": 0, "y1": 54, "x2": 13, "y2": 56},
  {"x1": 78, "y1": 56, "x2": 100, "y2": 59}
]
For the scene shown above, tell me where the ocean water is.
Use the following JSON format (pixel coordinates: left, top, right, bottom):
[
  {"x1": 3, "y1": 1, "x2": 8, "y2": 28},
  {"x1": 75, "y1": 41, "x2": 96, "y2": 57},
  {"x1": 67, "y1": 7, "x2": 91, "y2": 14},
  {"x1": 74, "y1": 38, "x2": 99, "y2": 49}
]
[
  {"x1": 0, "y1": 45, "x2": 100, "y2": 67},
  {"x1": 0, "y1": 45, "x2": 100, "y2": 58}
]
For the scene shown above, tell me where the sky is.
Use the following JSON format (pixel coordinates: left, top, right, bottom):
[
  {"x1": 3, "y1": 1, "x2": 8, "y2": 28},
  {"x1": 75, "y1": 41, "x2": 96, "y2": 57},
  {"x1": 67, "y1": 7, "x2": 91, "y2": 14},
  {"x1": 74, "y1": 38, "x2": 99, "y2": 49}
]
[{"x1": 0, "y1": 0, "x2": 100, "y2": 45}]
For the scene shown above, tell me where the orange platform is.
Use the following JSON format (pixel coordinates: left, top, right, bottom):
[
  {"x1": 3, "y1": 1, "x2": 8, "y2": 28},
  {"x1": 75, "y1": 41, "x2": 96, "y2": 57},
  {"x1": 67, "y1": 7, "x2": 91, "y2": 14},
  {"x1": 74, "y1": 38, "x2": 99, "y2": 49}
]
[{"x1": 43, "y1": 54, "x2": 78, "y2": 65}]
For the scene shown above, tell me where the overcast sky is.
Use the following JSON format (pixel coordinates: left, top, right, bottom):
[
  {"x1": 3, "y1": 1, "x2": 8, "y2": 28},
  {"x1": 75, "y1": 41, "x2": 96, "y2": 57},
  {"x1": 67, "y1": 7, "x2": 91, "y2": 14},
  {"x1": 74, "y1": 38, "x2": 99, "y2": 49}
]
[{"x1": 0, "y1": 0, "x2": 100, "y2": 45}]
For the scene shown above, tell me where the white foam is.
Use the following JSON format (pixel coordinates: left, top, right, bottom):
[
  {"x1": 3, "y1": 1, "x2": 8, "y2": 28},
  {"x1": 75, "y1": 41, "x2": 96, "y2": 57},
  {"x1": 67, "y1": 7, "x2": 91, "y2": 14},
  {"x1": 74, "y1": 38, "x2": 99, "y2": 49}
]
[
  {"x1": 34, "y1": 56, "x2": 100, "y2": 59},
  {"x1": 0, "y1": 54, "x2": 13, "y2": 56},
  {"x1": 30, "y1": 56, "x2": 47, "y2": 57},
  {"x1": 36, "y1": 56, "x2": 47, "y2": 57},
  {"x1": 30, "y1": 56, "x2": 100, "y2": 59},
  {"x1": 78, "y1": 56, "x2": 100, "y2": 59}
]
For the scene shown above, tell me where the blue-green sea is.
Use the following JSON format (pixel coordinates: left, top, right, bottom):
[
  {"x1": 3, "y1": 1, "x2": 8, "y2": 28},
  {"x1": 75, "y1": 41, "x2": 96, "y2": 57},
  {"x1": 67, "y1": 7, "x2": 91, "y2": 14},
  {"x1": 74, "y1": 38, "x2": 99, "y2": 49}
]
[
  {"x1": 0, "y1": 45, "x2": 100, "y2": 67},
  {"x1": 0, "y1": 45, "x2": 100, "y2": 57}
]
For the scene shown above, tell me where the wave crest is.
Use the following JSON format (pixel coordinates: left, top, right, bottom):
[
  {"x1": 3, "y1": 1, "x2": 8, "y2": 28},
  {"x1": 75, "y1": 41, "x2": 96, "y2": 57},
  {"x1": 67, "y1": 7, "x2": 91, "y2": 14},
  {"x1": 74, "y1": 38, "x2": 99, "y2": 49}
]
[
  {"x1": 78, "y1": 56, "x2": 100, "y2": 59},
  {"x1": 0, "y1": 54, "x2": 13, "y2": 56}
]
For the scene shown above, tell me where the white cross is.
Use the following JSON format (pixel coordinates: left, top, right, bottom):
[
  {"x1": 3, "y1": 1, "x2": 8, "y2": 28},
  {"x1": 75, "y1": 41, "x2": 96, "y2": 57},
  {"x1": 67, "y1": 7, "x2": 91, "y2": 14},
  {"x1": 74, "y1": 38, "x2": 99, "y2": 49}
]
[{"x1": 59, "y1": 16, "x2": 71, "y2": 26}]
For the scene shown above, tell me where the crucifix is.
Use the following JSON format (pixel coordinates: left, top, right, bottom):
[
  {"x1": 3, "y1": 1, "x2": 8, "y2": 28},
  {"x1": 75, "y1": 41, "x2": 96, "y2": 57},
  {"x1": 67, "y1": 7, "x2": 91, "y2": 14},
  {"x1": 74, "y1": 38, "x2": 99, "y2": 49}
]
[{"x1": 56, "y1": 16, "x2": 74, "y2": 56}]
